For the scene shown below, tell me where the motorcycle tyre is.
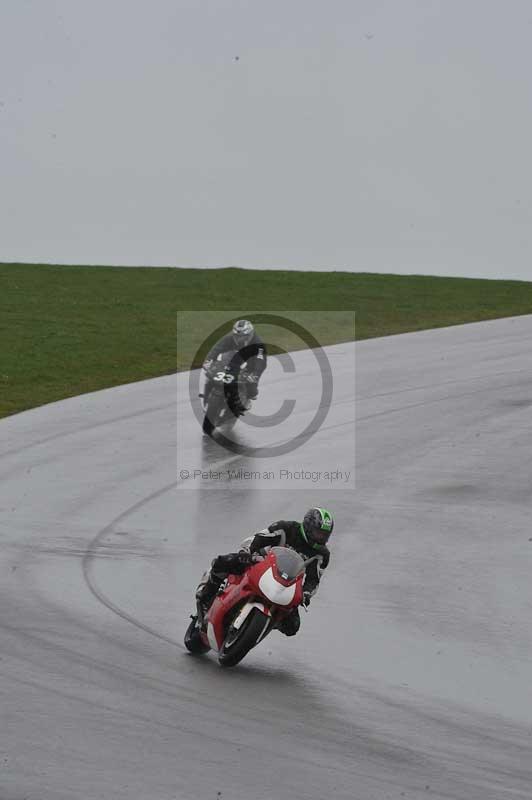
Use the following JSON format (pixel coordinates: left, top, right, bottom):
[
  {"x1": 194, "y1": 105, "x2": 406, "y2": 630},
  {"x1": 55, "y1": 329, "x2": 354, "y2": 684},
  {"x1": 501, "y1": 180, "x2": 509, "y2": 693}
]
[
  {"x1": 184, "y1": 616, "x2": 210, "y2": 655},
  {"x1": 218, "y1": 608, "x2": 269, "y2": 668},
  {"x1": 202, "y1": 395, "x2": 225, "y2": 435}
]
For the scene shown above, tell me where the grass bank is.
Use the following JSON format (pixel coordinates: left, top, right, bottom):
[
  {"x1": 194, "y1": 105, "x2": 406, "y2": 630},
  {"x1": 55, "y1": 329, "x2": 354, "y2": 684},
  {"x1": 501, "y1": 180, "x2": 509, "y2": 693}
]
[{"x1": 1, "y1": 262, "x2": 532, "y2": 419}]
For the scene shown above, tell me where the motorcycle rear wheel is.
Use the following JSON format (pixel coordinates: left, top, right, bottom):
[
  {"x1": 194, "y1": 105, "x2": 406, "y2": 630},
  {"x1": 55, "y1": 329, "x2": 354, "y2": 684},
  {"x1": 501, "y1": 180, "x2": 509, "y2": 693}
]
[
  {"x1": 184, "y1": 616, "x2": 210, "y2": 655},
  {"x1": 218, "y1": 608, "x2": 269, "y2": 668}
]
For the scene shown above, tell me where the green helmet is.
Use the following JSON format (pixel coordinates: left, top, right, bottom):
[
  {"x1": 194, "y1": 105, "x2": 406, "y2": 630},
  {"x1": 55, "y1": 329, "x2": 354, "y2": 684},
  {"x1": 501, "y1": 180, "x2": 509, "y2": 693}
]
[{"x1": 301, "y1": 507, "x2": 334, "y2": 548}]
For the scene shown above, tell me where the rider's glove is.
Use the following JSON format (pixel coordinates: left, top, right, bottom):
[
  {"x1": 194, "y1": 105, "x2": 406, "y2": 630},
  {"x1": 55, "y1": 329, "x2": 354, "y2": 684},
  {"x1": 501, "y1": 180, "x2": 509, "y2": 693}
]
[
  {"x1": 239, "y1": 550, "x2": 263, "y2": 565},
  {"x1": 203, "y1": 359, "x2": 213, "y2": 372},
  {"x1": 302, "y1": 591, "x2": 312, "y2": 607}
]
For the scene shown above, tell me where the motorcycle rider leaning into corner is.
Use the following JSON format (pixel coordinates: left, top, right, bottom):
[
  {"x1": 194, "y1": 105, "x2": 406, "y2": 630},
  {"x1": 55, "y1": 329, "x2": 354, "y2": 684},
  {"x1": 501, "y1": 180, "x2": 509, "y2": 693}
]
[
  {"x1": 196, "y1": 508, "x2": 334, "y2": 637},
  {"x1": 202, "y1": 319, "x2": 267, "y2": 410}
]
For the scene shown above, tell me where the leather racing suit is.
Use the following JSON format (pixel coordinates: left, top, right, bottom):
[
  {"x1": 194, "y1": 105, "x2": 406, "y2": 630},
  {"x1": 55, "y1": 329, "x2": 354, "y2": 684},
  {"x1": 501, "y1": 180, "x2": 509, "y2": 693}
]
[
  {"x1": 196, "y1": 520, "x2": 330, "y2": 636},
  {"x1": 203, "y1": 331, "x2": 267, "y2": 407}
]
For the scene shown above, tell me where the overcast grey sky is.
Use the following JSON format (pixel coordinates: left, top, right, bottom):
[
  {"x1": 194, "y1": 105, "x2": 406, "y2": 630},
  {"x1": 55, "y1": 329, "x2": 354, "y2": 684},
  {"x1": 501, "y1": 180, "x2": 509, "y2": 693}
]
[{"x1": 1, "y1": 0, "x2": 532, "y2": 280}]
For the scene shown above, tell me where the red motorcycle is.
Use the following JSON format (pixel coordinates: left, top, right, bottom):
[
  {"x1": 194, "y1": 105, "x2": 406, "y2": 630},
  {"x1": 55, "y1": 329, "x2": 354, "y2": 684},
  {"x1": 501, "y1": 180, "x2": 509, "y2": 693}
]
[{"x1": 184, "y1": 546, "x2": 308, "y2": 667}]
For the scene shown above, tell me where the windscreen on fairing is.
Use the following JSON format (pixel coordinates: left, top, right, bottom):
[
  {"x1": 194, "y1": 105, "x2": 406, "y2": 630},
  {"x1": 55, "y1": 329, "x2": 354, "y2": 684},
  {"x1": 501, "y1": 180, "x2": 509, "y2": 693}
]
[{"x1": 271, "y1": 547, "x2": 305, "y2": 581}]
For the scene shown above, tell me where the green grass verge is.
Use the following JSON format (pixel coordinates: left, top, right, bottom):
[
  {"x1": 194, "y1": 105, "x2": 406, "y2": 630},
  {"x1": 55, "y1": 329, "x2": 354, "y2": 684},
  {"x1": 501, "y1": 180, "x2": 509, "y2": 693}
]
[{"x1": 1, "y1": 262, "x2": 532, "y2": 419}]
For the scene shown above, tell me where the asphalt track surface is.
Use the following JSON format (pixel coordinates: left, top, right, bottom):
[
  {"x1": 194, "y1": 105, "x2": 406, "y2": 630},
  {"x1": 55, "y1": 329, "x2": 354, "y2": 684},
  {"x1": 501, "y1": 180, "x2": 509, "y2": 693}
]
[{"x1": 2, "y1": 316, "x2": 532, "y2": 800}]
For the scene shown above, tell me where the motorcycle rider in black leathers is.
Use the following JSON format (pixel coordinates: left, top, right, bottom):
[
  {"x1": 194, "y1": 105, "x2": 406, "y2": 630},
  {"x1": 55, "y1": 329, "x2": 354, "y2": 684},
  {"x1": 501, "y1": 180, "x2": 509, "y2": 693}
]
[
  {"x1": 195, "y1": 508, "x2": 334, "y2": 636},
  {"x1": 202, "y1": 319, "x2": 267, "y2": 411}
]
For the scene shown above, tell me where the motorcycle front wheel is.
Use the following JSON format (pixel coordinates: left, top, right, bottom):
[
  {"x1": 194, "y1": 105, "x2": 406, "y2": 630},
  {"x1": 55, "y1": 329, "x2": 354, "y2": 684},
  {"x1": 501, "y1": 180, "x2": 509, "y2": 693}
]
[
  {"x1": 218, "y1": 608, "x2": 270, "y2": 668},
  {"x1": 203, "y1": 394, "x2": 226, "y2": 435}
]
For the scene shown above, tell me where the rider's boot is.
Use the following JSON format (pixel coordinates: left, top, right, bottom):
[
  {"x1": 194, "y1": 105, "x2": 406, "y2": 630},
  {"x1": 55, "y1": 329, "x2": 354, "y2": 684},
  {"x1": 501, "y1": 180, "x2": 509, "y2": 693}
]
[
  {"x1": 233, "y1": 391, "x2": 251, "y2": 417},
  {"x1": 195, "y1": 572, "x2": 223, "y2": 620}
]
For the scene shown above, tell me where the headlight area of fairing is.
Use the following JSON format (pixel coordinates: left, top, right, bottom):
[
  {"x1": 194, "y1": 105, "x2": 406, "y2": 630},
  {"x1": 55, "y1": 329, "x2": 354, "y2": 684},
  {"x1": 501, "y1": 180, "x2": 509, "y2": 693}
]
[{"x1": 258, "y1": 569, "x2": 297, "y2": 605}]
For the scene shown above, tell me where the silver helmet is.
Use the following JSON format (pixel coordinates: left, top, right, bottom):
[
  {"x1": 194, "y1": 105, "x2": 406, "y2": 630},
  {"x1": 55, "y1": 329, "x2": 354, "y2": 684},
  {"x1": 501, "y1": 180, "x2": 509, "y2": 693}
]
[{"x1": 232, "y1": 319, "x2": 254, "y2": 348}]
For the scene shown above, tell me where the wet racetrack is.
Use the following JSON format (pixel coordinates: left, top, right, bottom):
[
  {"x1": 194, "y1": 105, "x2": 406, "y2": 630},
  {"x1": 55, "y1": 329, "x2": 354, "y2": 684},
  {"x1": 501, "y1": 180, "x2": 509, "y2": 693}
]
[{"x1": 1, "y1": 316, "x2": 532, "y2": 799}]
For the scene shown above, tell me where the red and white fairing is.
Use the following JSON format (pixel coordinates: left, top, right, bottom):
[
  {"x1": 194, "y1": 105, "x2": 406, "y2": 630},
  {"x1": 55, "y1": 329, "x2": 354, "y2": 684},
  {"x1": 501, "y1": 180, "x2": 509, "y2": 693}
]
[{"x1": 202, "y1": 547, "x2": 304, "y2": 652}]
